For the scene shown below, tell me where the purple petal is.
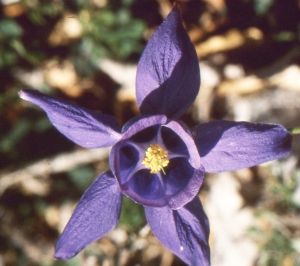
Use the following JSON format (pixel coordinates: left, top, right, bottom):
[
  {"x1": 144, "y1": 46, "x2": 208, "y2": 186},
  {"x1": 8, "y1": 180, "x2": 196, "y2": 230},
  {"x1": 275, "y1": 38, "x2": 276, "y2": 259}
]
[
  {"x1": 110, "y1": 115, "x2": 168, "y2": 207},
  {"x1": 121, "y1": 115, "x2": 167, "y2": 139},
  {"x1": 136, "y1": 6, "x2": 200, "y2": 118},
  {"x1": 111, "y1": 116, "x2": 204, "y2": 209},
  {"x1": 54, "y1": 171, "x2": 122, "y2": 259},
  {"x1": 19, "y1": 89, "x2": 121, "y2": 148},
  {"x1": 163, "y1": 120, "x2": 200, "y2": 168},
  {"x1": 161, "y1": 121, "x2": 204, "y2": 209},
  {"x1": 192, "y1": 120, "x2": 292, "y2": 173},
  {"x1": 145, "y1": 196, "x2": 210, "y2": 266},
  {"x1": 126, "y1": 169, "x2": 167, "y2": 207},
  {"x1": 164, "y1": 159, "x2": 205, "y2": 210}
]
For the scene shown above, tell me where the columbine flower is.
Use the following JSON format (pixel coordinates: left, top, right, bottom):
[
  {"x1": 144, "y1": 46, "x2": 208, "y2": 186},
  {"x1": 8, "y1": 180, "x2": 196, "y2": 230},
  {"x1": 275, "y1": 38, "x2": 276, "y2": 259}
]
[{"x1": 19, "y1": 6, "x2": 292, "y2": 266}]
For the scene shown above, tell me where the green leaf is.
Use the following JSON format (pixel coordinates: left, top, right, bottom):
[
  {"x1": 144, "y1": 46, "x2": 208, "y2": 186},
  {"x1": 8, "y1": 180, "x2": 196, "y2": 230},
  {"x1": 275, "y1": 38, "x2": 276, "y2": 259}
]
[
  {"x1": 254, "y1": 0, "x2": 274, "y2": 15},
  {"x1": 67, "y1": 166, "x2": 96, "y2": 191},
  {"x1": 122, "y1": 0, "x2": 135, "y2": 6},
  {"x1": 41, "y1": 256, "x2": 80, "y2": 266},
  {"x1": 273, "y1": 31, "x2": 295, "y2": 42},
  {"x1": 0, "y1": 118, "x2": 31, "y2": 152},
  {"x1": 0, "y1": 51, "x2": 17, "y2": 68},
  {"x1": 0, "y1": 19, "x2": 23, "y2": 39},
  {"x1": 116, "y1": 9, "x2": 131, "y2": 25},
  {"x1": 10, "y1": 39, "x2": 27, "y2": 57},
  {"x1": 33, "y1": 117, "x2": 52, "y2": 132},
  {"x1": 28, "y1": 10, "x2": 46, "y2": 25},
  {"x1": 119, "y1": 196, "x2": 145, "y2": 231},
  {"x1": 98, "y1": 10, "x2": 115, "y2": 26},
  {"x1": 290, "y1": 127, "x2": 300, "y2": 134}
]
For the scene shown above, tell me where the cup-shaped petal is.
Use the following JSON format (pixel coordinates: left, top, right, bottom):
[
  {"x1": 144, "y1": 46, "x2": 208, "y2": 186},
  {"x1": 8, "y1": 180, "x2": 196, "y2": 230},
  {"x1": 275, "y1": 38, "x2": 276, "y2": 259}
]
[
  {"x1": 110, "y1": 116, "x2": 204, "y2": 209},
  {"x1": 136, "y1": 6, "x2": 200, "y2": 119}
]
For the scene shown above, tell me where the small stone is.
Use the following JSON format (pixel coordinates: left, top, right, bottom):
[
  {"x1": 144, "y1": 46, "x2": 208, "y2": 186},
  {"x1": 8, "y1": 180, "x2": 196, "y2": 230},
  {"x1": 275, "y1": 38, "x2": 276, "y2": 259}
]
[{"x1": 108, "y1": 228, "x2": 128, "y2": 247}]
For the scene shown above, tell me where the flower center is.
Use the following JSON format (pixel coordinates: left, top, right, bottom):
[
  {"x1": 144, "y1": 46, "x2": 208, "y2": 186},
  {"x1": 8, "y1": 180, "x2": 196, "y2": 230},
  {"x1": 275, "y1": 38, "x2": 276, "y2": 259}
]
[{"x1": 142, "y1": 144, "x2": 169, "y2": 174}]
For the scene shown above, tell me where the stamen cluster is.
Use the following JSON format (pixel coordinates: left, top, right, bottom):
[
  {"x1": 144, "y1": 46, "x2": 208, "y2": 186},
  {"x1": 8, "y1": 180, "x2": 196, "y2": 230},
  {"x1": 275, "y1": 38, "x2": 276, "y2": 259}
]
[{"x1": 142, "y1": 144, "x2": 169, "y2": 174}]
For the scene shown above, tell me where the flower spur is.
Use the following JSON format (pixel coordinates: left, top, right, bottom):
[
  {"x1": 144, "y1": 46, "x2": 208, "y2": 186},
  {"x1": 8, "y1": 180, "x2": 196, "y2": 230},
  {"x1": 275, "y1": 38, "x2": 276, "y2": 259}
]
[{"x1": 19, "y1": 5, "x2": 292, "y2": 266}]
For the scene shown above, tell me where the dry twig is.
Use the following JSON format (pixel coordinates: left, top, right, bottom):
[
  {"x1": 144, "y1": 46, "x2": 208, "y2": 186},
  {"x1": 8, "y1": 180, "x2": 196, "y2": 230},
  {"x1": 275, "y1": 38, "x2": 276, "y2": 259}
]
[{"x1": 0, "y1": 148, "x2": 110, "y2": 195}]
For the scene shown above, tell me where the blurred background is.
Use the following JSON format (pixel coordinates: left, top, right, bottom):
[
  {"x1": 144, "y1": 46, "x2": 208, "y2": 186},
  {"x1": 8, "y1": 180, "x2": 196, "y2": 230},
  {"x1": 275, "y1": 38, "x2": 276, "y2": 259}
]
[{"x1": 1, "y1": 0, "x2": 300, "y2": 265}]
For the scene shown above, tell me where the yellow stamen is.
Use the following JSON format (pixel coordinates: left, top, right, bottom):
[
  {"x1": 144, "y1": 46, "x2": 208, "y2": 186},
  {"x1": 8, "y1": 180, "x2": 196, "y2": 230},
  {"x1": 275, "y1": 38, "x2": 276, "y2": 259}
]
[{"x1": 142, "y1": 144, "x2": 169, "y2": 174}]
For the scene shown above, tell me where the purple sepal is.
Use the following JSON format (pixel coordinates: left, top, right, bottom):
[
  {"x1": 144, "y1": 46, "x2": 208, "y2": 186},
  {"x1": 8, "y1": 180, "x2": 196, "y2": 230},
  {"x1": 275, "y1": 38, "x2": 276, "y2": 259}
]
[
  {"x1": 19, "y1": 89, "x2": 121, "y2": 148},
  {"x1": 136, "y1": 7, "x2": 200, "y2": 119},
  {"x1": 192, "y1": 120, "x2": 292, "y2": 173},
  {"x1": 145, "y1": 196, "x2": 210, "y2": 266},
  {"x1": 54, "y1": 171, "x2": 122, "y2": 259}
]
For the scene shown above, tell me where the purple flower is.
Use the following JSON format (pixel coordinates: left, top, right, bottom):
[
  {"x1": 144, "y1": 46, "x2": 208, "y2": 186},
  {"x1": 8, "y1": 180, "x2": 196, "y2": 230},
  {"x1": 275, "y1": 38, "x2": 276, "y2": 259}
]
[{"x1": 19, "y1": 6, "x2": 292, "y2": 266}]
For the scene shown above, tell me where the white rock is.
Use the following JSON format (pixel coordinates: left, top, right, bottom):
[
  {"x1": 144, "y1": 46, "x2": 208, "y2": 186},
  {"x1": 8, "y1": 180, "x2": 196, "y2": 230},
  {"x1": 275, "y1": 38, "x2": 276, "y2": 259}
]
[
  {"x1": 108, "y1": 228, "x2": 128, "y2": 247},
  {"x1": 205, "y1": 172, "x2": 258, "y2": 266},
  {"x1": 224, "y1": 64, "x2": 245, "y2": 80}
]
